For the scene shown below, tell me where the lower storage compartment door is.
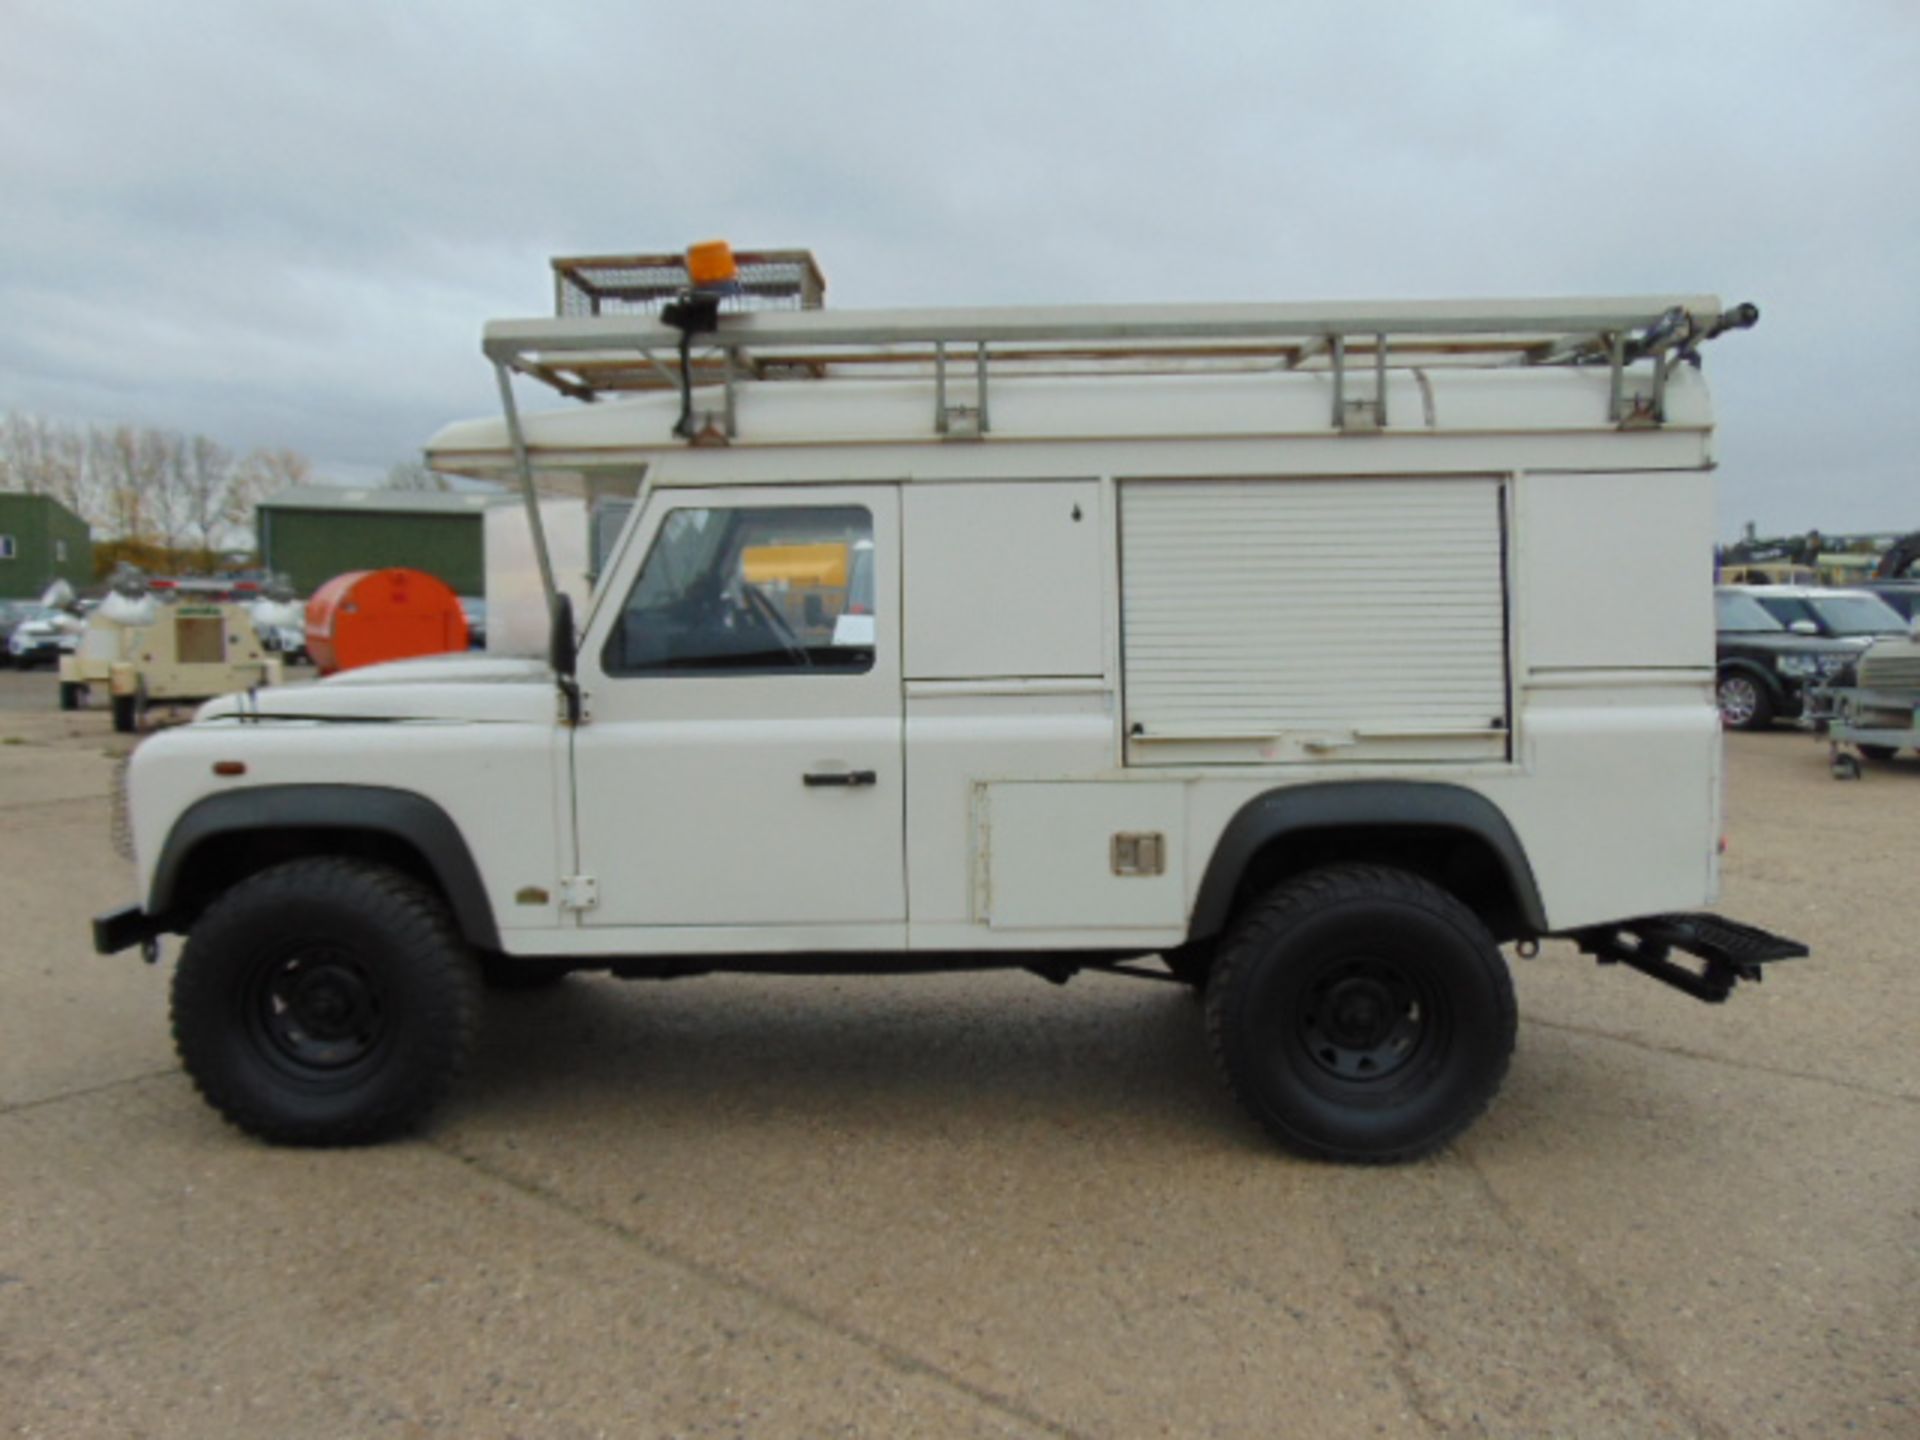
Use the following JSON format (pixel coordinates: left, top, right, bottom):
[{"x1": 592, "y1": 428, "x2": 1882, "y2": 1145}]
[{"x1": 981, "y1": 781, "x2": 1186, "y2": 930}]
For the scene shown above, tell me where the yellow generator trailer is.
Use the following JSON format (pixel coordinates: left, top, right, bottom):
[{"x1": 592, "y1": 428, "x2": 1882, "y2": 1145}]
[{"x1": 61, "y1": 593, "x2": 281, "y2": 733}]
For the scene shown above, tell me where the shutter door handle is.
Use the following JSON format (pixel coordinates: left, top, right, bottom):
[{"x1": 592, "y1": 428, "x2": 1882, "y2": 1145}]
[{"x1": 803, "y1": 769, "x2": 878, "y2": 788}]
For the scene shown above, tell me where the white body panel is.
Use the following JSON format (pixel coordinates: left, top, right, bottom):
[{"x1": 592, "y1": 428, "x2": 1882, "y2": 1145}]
[
  {"x1": 1519, "y1": 472, "x2": 1715, "y2": 670},
  {"x1": 130, "y1": 687, "x2": 569, "y2": 935},
  {"x1": 127, "y1": 355, "x2": 1728, "y2": 959},
  {"x1": 902, "y1": 481, "x2": 1105, "y2": 680}
]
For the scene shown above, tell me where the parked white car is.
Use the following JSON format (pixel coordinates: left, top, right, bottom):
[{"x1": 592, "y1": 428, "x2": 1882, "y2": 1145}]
[{"x1": 6, "y1": 607, "x2": 80, "y2": 667}]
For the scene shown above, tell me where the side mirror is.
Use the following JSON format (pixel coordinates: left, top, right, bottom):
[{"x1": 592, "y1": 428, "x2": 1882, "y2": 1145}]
[
  {"x1": 549, "y1": 592, "x2": 577, "y2": 678},
  {"x1": 1789, "y1": 619, "x2": 1819, "y2": 636}
]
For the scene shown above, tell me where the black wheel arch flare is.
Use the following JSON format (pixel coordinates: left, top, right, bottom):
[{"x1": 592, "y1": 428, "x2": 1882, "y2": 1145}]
[
  {"x1": 147, "y1": 785, "x2": 501, "y2": 950},
  {"x1": 1187, "y1": 781, "x2": 1549, "y2": 944}
]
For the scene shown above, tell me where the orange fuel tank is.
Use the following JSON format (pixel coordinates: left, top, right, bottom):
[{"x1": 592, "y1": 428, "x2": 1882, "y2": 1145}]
[{"x1": 305, "y1": 568, "x2": 469, "y2": 675}]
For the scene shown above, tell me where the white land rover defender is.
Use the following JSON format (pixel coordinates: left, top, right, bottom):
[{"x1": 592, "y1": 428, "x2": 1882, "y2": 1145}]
[{"x1": 94, "y1": 245, "x2": 1805, "y2": 1161}]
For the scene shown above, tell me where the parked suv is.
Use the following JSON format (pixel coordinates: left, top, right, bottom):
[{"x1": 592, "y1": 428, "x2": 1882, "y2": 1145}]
[{"x1": 1714, "y1": 588, "x2": 1862, "y2": 730}]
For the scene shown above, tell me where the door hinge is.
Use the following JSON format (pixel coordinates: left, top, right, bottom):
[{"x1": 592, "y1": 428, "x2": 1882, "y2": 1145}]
[{"x1": 558, "y1": 874, "x2": 599, "y2": 912}]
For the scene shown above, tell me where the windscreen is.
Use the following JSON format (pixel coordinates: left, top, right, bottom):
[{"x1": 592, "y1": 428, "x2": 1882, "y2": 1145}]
[
  {"x1": 1808, "y1": 594, "x2": 1907, "y2": 636},
  {"x1": 1715, "y1": 591, "x2": 1783, "y2": 632}
]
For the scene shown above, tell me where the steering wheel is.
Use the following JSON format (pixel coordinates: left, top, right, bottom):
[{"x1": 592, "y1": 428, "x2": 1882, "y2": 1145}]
[{"x1": 741, "y1": 583, "x2": 812, "y2": 668}]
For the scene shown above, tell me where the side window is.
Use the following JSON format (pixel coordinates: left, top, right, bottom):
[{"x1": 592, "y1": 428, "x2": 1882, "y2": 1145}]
[
  {"x1": 603, "y1": 504, "x2": 875, "y2": 676},
  {"x1": 1754, "y1": 596, "x2": 1802, "y2": 629},
  {"x1": 0, "y1": 535, "x2": 15, "y2": 560}
]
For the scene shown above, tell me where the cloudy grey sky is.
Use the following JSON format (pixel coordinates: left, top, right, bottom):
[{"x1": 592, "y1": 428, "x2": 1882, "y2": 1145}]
[{"x1": 2, "y1": 0, "x2": 1915, "y2": 537}]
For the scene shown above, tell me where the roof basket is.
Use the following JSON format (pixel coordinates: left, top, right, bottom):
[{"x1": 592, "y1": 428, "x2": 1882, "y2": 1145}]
[{"x1": 552, "y1": 249, "x2": 826, "y2": 319}]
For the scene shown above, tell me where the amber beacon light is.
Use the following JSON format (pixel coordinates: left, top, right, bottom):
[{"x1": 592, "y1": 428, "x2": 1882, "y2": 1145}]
[{"x1": 685, "y1": 239, "x2": 739, "y2": 289}]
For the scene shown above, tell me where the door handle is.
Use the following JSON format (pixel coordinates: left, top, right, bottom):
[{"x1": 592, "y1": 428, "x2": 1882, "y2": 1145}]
[{"x1": 803, "y1": 769, "x2": 878, "y2": 788}]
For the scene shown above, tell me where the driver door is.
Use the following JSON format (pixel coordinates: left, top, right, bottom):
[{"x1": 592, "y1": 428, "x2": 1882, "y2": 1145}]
[{"x1": 571, "y1": 484, "x2": 904, "y2": 933}]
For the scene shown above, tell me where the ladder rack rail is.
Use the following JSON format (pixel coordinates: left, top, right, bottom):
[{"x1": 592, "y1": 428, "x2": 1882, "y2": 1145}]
[{"x1": 483, "y1": 295, "x2": 1757, "y2": 439}]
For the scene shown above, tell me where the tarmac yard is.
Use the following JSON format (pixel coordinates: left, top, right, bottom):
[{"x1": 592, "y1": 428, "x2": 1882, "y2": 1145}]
[{"x1": 0, "y1": 667, "x2": 1913, "y2": 1439}]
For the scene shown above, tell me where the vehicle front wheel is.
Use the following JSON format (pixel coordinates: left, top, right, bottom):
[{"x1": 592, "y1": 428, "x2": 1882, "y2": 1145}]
[
  {"x1": 58, "y1": 681, "x2": 83, "y2": 711},
  {"x1": 1716, "y1": 671, "x2": 1775, "y2": 731},
  {"x1": 170, "y1": 858, "x2": 482, "y2": 1145},
  {"x1": 1204, "y1": 864, "x2": 1516, "y2": 1163},
  {"x1": 110, "y1": 693, "x2": 137, "y2": 733}
]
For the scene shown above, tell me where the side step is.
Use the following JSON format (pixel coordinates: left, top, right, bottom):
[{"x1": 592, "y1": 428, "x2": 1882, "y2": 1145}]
[{"x1": 1571, "y1": 913, "x2": 1808, "y2": 1003}]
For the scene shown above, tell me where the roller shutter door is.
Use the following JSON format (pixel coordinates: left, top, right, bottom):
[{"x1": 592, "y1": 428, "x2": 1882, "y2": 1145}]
[{"x1": 1120, "y1": 477, "x2": 1509, "y2": 766}]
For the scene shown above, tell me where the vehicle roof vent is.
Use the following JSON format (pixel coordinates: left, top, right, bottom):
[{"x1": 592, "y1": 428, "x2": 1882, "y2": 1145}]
[{"x1": 551, "y1": 248, "x2": 826, "y2": 318}]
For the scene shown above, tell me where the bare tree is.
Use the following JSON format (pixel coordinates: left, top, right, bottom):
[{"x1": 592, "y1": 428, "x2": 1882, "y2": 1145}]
[
  {"x1": 1, "y1": 412, "x2": 88, "y2": 514},
  {"x1": 146, "y1": 429, "x2": 196, "y2": 557},
  {"x1": 230, "y1": 448, "x2": 312, "y2": 536},
  {"x1": 179, "y1": 434, "x2": 236, "y2": 553},
  {"x1": 94, "y1": 425, "x2": 147, "y2": 542},
  {"x1": 236, "y1": 448, "x2": 313, "y2": 495},
  {"x1": 384, "y1": 460, "x2": 451, "y2": 492},
  {"x1": 45, "y1": 423, "x2": 90, "y2": 520},
  {"x1": 2, "y1": 413, "x2": 318, "y2": 561},
  {"x1": 0, "y1": 412, "x2": 37, "y2": 494}
]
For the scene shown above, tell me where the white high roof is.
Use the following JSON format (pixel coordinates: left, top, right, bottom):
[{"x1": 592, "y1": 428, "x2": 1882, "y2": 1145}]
[{"x1": 260, "y1": 484, "x2": 500, "y2": 515}]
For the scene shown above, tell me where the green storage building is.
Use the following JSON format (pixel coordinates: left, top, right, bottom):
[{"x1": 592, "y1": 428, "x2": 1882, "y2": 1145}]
[
  {"x1": 0, "y1": 492, "x2": 93, "y2": 599},
  {"x1": 257, "y1": 485, "x2": 494, "y2": 596}
]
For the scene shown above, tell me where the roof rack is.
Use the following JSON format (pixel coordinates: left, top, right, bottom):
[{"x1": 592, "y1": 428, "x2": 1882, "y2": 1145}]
[
  {"x1": 551, "y1": 249, "x2": 826, "y2": 319},
  {"x1": 477, "y1": 283, "x2": 1757, "y2": 629},
  {"x1": 486, "y1": 295, "x2": 1758, "y2": 437}
]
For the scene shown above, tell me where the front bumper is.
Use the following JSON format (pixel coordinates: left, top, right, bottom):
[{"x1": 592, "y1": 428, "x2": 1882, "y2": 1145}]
[{"x1": 93, "y1": 904, "x2": 167, "y2": 959}]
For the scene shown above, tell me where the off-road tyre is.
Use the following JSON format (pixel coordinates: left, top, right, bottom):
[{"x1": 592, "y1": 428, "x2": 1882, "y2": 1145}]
[
  {"x1": 58, "y1": 681, "x2": 82, "y2": 711},
  {"x1": 478, "y1": 953, "x2": 575, "y2": 991},
  {"x1": 110, "y1": 693, "x2": 137, "y2": 733},
  {"x1": 170, "y1": 858, "x2": 482, "y2": 1146},
  {"x1": 1716, "y1": 671, "x2": 1774, "y2": 731},
  {"x1": 1204, "y1": 864, "x2": 1516, "y2": 1164}
]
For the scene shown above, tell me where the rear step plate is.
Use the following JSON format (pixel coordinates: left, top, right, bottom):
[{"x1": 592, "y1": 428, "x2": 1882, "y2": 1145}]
[{"x1": 1573, "y1": 913, "x2": 1808, "y2": 1003}]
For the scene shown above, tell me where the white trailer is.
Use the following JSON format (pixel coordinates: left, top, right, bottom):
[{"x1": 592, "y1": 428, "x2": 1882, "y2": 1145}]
[{"x1": 96, "y1": 247, "x2": 1801, "y2": 1160}]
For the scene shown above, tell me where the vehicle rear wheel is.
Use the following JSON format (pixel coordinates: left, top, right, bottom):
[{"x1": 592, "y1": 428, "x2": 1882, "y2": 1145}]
[
  {"x1": 1204, "y1": 864, "x2": 1516, "y2": 1163},
  {"x1": 110, "y1": 693, "x2": 138, "y2": 733},
  {"x1": 1859, "y1": 744, "x2": 1901, "y2": 762},
  {"x1": 1716, "y1": 672, "x2": 1774, "y2": 731},
  {"x1": 58, "y1": 681, "x2": 82, "y2": 711},
  {"x1": 170, "y1": 858, "x2": 482, "y2": 1145}
]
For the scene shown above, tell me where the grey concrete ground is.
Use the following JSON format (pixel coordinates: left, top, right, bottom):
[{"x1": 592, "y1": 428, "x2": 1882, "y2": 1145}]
[{"x1": 0, "y1": 664, "x2": 1913, "y2": 1439}]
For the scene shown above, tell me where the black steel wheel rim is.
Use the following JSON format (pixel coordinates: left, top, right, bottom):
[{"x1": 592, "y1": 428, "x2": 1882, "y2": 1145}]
[
  {"x1": 244, "y1": 943, "x2": 389, "y2": 1075},
  {"x1": 1289, "y1": 953, "x2": 1445, "y2": 1091}
]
